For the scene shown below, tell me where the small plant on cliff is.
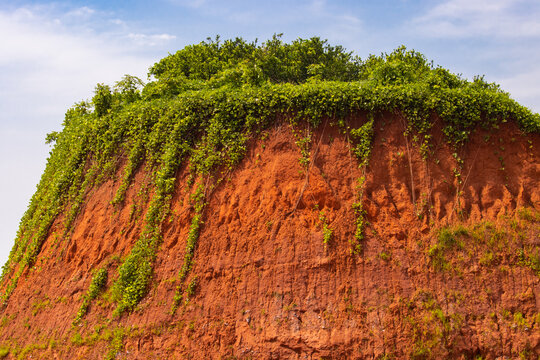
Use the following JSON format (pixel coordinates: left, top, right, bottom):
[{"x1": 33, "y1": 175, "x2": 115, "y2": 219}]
[
  {"x1": 318, "y1": 211, "x2": 333, "y2": 247},
  {"x1": 348, "y1": 117, "x2": 374, "y2": 254},
  {"x1": 184, "y1": 276, "x2": 198, "y2": 303},
  {"x1": 428, "y1": 225, "x2": 468, "y2": 270},
  {"x1": 0, "y1": 345, "x2": 9, "y2": 358},
  {"x1": 294, "y1": 128, "x2": 313, "y2": 169},
  {"x1": 518, "y1": 207, "x2": 539, "y2": 222},
  {"x1": 104, "y1": 327, "x2": 126, "y2": 360},
  {"x1": 73, "y1": 267, "x2": 108, "y2": 324},
  {"x1": 171, "y1": 182, "x2": 206, "y2": 314},
  {"x1": 350, "y1": 176, "x2": 367, "y2": 254},
  {"x1": 350, "y1": 115, "x2": 374, "y2": 167},
  {"x1": 31, "y1": 296, "x2": 51, "y2": 316},
  {"x1": 517, "y1": 248, "x2": 540, "y2": 277},
  {"x1": 402, "y1": 290, "x2": 463, "y2": 358}
]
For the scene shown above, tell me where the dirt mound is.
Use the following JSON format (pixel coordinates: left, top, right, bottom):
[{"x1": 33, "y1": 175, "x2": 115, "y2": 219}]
[{"x1": 0, "y1": 113, "x2": 539, "y2": 359}]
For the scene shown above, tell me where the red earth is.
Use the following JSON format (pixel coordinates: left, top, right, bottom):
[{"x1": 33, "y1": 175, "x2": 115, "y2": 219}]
[{"x1": 0, "y1": 113, "x2": 539, "y2": 359}]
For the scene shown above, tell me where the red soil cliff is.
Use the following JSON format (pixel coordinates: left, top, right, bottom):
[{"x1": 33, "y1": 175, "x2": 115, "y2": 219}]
[{"x1": 0, "y1": 113, "x2": 539, "y2": 359}]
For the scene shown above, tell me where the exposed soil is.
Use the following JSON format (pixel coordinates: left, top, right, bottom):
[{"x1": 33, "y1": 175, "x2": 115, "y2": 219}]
[{"x1": 0, "y1": 113, "x2": 539, "y2": 359}]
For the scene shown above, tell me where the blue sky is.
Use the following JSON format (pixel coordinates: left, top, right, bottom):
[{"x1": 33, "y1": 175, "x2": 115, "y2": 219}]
[{"x1": 1, "y1": 0, "x2": 540, "y2": 267}]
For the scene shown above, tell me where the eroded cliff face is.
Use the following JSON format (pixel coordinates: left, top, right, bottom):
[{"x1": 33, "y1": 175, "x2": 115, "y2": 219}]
[{"x1": 0, "y1": 113, "x2": 539, "y2": 359}]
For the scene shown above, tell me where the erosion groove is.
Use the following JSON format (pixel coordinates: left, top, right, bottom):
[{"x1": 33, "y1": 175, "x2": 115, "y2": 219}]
[{"x1": 0, "y1": 36, "x2": 539, "y2": 359}]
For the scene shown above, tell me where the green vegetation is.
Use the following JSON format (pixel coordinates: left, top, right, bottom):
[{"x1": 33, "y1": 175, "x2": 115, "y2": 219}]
[
  {"x1": 0, "y1": 337, "x2": 58, "y2": 360},
  {"x1": 318, "y1": 211, "x2": 333, "y2": 247},
  {"x1": 0, "y1": 346, "x2": 9, "y2": 358},
  {"x1": 171, "y1": 182, "x2": 205, "y2": 314},
  {"x1": 104, "y1": 327, "x2": 126, "y2": 360},
  {"x1": 348, "y1": 117, "x2": 375, "y2": 253},
  {"x1": 518, "y1": 248, "x2": 540, "y2": 276},
  {"x1": 351, "y1": 176, "x2": 367, "y2": 254},
  {"x1": 294, "y1": 128, "x2": 312, "y2": 169},
  {"x1": 518, "y1": 207, "x2": 540, "y2": 222},
  {"x1": 1, "y1": 35, "x2": 539, "y2": 314},
  {"x1": 402, "y1": 290, "x2": 463, "y2": 359},
  {"x1": 73, "y1": 267, "x2": 108, "y2": 324},
  {"x1": 427, "y1": 207, "x2": 540, "y2": 274},
  {"x1": 350, "y1": 115, "x2": 374, "y2": 166},
  {"x1": 378, "y1": 250, "x2": 392, "y2": 262},
  {"x1": 31, "y1": 296, "x2": 51, "y2": 316},
  {"x1": 428, "y1": 225, "x2": 468, "y2": 270}
]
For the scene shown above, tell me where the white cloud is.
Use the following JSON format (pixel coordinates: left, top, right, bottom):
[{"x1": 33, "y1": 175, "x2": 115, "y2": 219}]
[
  {"x1": 167, "y1": 0, "x2": 207, "y2": 9},
  {"x1": 128, "y1": 33, "x2": 177, "y2": 46},
  {"x1": 65, "y1": 6, "x2": 95, "y2": 19},
  {"x1": 0, "y1": 5, "x2": 177, "y2": 121},
  {"x1": 412, "y1": 0, "x2": 540, "y2": 38},
  {"x1": 423, "y1": 0, "x2": 512, "y2": 18},
  {"x1": 496, "y1": 69, "x2": 540, "y2": 112},
  {"x1": 110, "y1": 18, "x2": 127, "y2": 26}
]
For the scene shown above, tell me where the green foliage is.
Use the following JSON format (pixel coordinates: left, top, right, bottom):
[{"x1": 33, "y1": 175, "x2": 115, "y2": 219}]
[
  {"x1": 404, "y1": 291, "x2": 462, "y2": 359},
  {"x1": 114, "y1": 74, "x2": 144, "y2": 104},
  {"x1": 93, "y1": 84, "x2": 113, "y2": 117},
  {"x1": 378, "y1": 251, "x2": 392, "y2": 262},
  {"x1": 318, "y1": 211, "x2": 333, "y2": 247},
  {"x1": 350, "y1": 176, "x2": 367, "y2": 255},
  {"x1": 104, "y1": 327, "x2": 126, "y2": 360},
  {"x1": 1, "y1": 35, "x2": 539, "y2": 313},
  {"x1": 147, "y1": 34, "x2": 359, "y2": 97},
  {"x1": 70, "y1": 332, "x2": 83, "y2": 346},
  {"x1": 73, "y1": 268, "x2": 108, "y2": 324},
  {"x1": 185, "y1": 276, "x2": 198, "y2": 300},
  {"x1": 348, "y1": 117, "x2": 374, "y2": 254},
  {"x1": 31, "y1": 296, "x2": 50, "y2": 316},
  {"x1": 428, "y1": 225, "x2": 468, "y2": 270},
  {"x1": 294, "y1": 129, "x2": 312, "y2": 168},
  {"x1": 518, "y1": 248, "x2": 540, "y2": 276},
  {"x1": 0, "y1": 345, "x2": 9, "y2": 358},
  {"x1": 13, "y1": 340, "x2": 53, "y2": 360},
  {"x1": 172, "y1": 183, "x2": 205, "y2": 314},
  {"x1": 350, "y1": 116, "x2": 374, "y2": 166},
  {"x1": 518, "y1": 207, "x2": 539, "y2": 222},
  {"x1": 360, "y1": 46, "x2": 430, "y2": 86}
]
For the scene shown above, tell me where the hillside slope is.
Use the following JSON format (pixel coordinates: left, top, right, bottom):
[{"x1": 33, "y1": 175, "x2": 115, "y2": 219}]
[{"x1": 0, "y1": 37, "x2": 539, "y2": 359}]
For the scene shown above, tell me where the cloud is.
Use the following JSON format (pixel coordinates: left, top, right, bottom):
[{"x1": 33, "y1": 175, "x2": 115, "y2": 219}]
[
  {"x1": 167, "y1": 0, "x2": 208, "y2": 9},
  {"x1": 128, "y1": 33, "x2": 177, "y2": 46},
  {"x1": 0, "y1": 5, "x2": 177, "y2": 117},
  {"x1": 496, "y1": 68, "x2": 540, "y2": 112},
  {"x1": 65, "y1": 6, "x2": 95, "y2": 19},
  {"x1": 412, "y1": 0, "x2": 540, "y2": 38},
  {"x1": 0, "y1": 5, "x2": 175, "y2": 65}
]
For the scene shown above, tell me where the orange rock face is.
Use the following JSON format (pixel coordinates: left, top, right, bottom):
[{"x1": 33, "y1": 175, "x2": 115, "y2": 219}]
[{"x1": 0, "y1": 114, "x2": 539, "y2": 359}]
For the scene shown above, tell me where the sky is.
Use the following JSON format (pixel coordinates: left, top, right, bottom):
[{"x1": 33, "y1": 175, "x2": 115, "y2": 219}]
[{"x1": 1, "y1": 0, "x2": 540, "y2": 267}]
